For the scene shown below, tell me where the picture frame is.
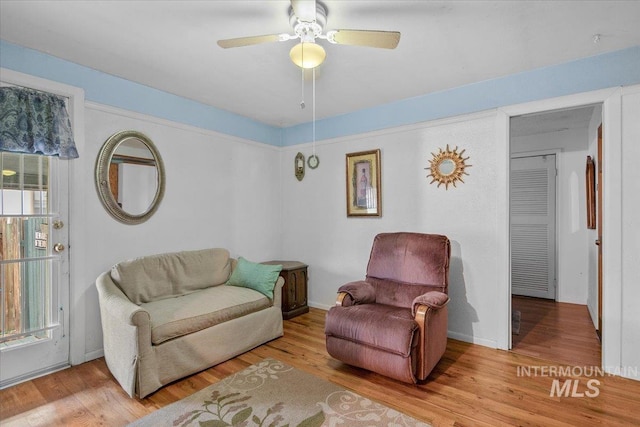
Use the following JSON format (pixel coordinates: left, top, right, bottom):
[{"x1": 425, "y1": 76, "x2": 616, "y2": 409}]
[{"x1": 346, "y1": 149, "x2": 381, "y2": 217}]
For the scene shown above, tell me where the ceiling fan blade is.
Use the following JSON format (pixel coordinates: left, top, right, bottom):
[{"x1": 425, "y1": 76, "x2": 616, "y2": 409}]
[
  {"x1": 217, "y1": 34, "x2": 281, "y2": 49},
  {"x1": 331, "y1": 29, "x2": 401, "y2": 49},
  {"x1": 291, "y1": 0, "x2": 317, "y2": 22}
]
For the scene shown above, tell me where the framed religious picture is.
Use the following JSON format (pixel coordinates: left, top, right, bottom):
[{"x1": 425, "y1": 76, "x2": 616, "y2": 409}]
[{"x1": 346, "y1": 149, "x2": 381, "y2": 217}]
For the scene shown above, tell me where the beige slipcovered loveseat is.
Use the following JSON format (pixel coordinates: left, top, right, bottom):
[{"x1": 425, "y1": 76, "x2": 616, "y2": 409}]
[{"x1": 96, "y1": 248, "x2": 284, "y2": 398}]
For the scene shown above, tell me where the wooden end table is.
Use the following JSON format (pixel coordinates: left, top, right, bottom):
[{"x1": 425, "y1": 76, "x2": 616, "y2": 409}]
[{"x1": 263, "y1": 261, "x2": 309, "y2": 320}]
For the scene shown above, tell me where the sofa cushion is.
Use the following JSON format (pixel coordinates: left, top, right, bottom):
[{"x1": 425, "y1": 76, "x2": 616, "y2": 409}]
[
  {"x1": 226, "y1": 257, "x2": 282, "y2": 299},
  {"x1": 141, "y1": 285, "x2": 271, "y2": 345},
  {"x1": 111, "y1": 248, "x2": 231, "y2": 304}
]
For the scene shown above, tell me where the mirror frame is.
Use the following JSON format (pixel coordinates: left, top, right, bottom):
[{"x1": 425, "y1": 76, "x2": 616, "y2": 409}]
[
  {"x1": 95, "y1": 130, "x2": 165, "y2": 224},
  {"x1": 426, "y1": 144, "x2": 471, "y2": 190}
]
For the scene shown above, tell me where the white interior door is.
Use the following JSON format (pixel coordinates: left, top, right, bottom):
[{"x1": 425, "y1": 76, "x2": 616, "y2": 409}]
[{"x1": 511, "y1": 154, "x2": 557, "y2": 299}]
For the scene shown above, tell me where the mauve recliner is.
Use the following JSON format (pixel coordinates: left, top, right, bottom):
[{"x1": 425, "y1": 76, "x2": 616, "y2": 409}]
[{"x1": 325, "y1": 232, "x2": 451, "y2": 383}]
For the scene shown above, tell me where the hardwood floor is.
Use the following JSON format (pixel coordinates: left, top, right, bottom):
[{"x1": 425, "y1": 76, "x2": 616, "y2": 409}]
[
  {"x1": 2, "y1": 308, "x2": 639, "y2": 426},
  {"x1": 512, "y1": 295, "x2": 601, "y2": 367}
]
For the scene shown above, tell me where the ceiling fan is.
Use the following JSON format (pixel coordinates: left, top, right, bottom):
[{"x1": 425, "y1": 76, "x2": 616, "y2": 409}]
[{"x1": 217, "y1": 0, "x2": 401, "y2": 69}]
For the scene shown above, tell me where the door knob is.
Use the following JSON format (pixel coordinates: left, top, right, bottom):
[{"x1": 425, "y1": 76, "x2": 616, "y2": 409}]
[
  {"x1": 595, "y1": 239, "x2": 601, "y2": 246},
  {"x1": 53, "y1": 243, "x2": 65, "y2": 253}
]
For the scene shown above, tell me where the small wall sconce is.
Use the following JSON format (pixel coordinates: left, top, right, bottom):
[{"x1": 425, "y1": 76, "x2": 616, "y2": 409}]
[{"x1": 295, "y1": 152, "x2": 305, "y2": 181}]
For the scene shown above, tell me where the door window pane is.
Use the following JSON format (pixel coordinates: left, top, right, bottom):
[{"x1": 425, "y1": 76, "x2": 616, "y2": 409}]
[
  {"x1": 1, "y1": 153, "x2": 49, "y2": 215},
  {"x1": 1, "y1": 153, "x2": 55, "y2": 346}
]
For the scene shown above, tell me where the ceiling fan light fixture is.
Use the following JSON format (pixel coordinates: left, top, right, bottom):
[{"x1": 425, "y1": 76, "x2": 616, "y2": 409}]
[{"x1": 290, "y1": 42, "x2": 326, "y2": 69}]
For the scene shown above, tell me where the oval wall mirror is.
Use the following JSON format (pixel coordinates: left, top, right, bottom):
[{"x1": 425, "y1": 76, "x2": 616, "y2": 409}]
[{"x1": 95, "y1": 130, "x2": 165, "y2": 224}]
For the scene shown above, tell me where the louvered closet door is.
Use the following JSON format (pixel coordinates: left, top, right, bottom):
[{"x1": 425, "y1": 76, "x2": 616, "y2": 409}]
[{"x1": 510, "y1": 155, "x2": 556, "y2": 299}]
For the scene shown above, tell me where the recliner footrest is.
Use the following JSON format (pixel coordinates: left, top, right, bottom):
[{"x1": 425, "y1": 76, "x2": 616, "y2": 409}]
[{"x1": 324, "y1": 304, "x2": 417, "y2": 357}]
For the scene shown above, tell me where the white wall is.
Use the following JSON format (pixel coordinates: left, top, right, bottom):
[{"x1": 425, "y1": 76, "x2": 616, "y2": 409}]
[
  {"x1": 280, "y1": 112, "x2": 501, "y2": 347},
  {"x1": 511, "y1": 128, "x2": 591, "y2": 304},
  {"x1": 80, "y1": 103, "x2": 282, "y2": 358}
]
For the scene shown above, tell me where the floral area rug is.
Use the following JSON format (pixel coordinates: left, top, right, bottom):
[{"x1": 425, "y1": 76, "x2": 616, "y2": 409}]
[{"x1": 128, "y1": 358, "x2": 430, "y2": 427}]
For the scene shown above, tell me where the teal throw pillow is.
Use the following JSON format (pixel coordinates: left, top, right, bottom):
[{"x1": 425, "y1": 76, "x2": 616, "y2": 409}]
[{"x1": 226, "y1": 257, "x2": 282, "y2": 299}]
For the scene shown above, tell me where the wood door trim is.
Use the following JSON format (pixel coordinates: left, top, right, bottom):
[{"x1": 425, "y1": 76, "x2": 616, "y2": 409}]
[
  {"x1": 108, "y1": 162, "x2": 119, "y2": 205},
  {"x1": 597, "y1": 124, "x2": 603, "y2": 338}
]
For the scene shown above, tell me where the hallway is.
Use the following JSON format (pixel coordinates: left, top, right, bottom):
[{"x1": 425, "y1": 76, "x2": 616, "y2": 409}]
[{"x1": 512, "y1": 295, "x2": 601, "y2": 367}]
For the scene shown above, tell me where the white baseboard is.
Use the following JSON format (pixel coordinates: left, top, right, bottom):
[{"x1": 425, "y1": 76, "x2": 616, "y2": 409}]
[
  {"x1": 308, "y1": 301, "x2": 331, "y2": 311},
  {"x1": 83, "y1": 349, "x2": 105, "y2": 363},
  {"x1": 0, "y1": 363, "x2": 69, "y2": 390},
  {"x1": 447, "y1": 331, "x2": 497, "y2": 349}
]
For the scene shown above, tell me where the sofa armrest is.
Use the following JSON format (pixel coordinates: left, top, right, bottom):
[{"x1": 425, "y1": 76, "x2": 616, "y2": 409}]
[
  {"x1": 336, "y1": 281, "x2": 376, "y2": 307},
  {"x1": 96, "y1": 271, "x2": 151, "y2": 397},
  {"x1": 272, "y1": 276, "x2": 285, "y2": 308},
  {"x1": 412, "y1": 291, "x2": 449, "y2": 316},
  {"x1": 96, "y1": 273, "x2": 149, "y2": 325}
]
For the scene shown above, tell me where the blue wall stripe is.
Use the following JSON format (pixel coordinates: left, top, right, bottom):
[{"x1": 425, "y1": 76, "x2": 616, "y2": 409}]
[
  {"x1": 2, "y1": 39, "x2": 638, "y2": 148},
  {"x1": 282, "y1": 46, "x2": 640, "y2": 145},
  {"x1": 0, "y1": 40, "x2": 281, "y2": 146}
]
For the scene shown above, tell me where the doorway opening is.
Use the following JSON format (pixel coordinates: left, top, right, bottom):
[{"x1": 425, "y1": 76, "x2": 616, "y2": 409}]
[{"x1": 509, "y1": 104, "x2": 602, "y2": 367}]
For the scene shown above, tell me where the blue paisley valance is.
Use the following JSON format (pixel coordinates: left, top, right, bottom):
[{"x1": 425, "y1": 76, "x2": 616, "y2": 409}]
[{"x1": 0, "y1": 86, "x2": 79, "y2": 159}]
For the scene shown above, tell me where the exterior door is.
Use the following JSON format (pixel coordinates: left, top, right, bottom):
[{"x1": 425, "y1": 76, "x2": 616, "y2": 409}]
[
  {"x1": 0, "y1": 151, "x2": 70, "y2": 388},
  {"x1": 511, "y1": 154, "x2": 557, "y2": 299}
]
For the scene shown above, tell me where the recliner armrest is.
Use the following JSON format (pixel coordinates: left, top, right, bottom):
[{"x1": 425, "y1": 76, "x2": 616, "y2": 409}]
[
  {"x1": 412, "y1": 291, "x2": 449, "y2": 316},
  {"x1": 336, "y1": 281, "x2": 376, "y2": 306}
]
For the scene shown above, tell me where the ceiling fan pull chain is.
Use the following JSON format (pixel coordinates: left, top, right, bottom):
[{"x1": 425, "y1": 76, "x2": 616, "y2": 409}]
[
  {"x1": 312, "y1": 67, "x2": 316, "y2": 156},
  {"x1": 300, "y1": 67, "x2": 305, "y2": 109}
]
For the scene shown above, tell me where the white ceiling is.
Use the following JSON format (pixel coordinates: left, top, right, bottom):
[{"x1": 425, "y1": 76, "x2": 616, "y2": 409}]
[
  {"x1": 511, "y1": 105, "x2": 597, "y2": 137},
  {"x1": 1, "y1": 1, "x2": 639, "y2": 128}
]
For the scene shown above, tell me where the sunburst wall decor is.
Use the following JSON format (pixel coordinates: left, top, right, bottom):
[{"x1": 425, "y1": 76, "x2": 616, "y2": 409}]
[{"x1": 426, "y1": 145, "x2": 471, "y2": 190}]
